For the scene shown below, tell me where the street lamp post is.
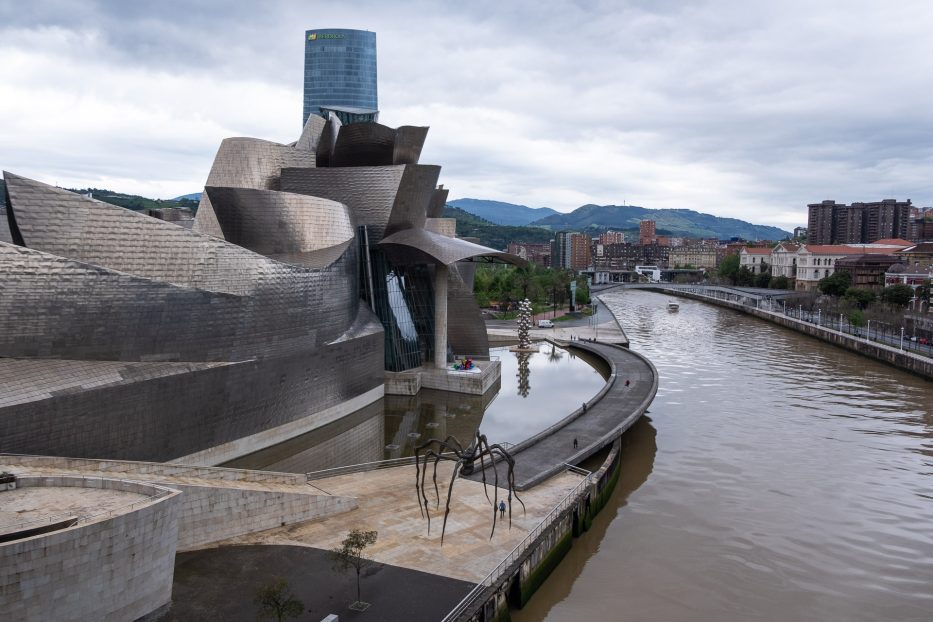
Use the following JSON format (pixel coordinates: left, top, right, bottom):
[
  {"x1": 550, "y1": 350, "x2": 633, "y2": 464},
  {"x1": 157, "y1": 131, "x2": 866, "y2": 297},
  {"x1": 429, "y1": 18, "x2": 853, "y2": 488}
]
[
  {"x1": 817, "y1": 308, "x2": 821, "y2": 327},
  {"x1": 900, "y1": 326, "x2": 905, "y2": 350},
  {"x1": 867, "y1": 319, "x2": 871, "y2": 344}
]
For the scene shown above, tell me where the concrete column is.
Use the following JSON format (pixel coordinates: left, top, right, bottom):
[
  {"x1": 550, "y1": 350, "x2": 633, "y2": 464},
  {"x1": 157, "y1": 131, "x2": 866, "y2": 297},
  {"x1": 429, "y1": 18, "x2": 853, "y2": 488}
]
[{"x1": 434, "y1": 264, "x2": 448, "y2": 369}]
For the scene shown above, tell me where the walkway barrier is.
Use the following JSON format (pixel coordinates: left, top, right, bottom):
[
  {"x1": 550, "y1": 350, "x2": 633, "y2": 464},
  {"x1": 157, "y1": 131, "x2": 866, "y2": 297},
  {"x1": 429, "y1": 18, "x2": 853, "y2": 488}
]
[
  {"x1": 441, "y1": 467, "x2": 592, "y2": 622},
  {"x1": 655, "y1": 285, "x2": 933, "y2": 360},
  {"x1": 305, "y1": 453, "x2": 456, "y2": 481}
]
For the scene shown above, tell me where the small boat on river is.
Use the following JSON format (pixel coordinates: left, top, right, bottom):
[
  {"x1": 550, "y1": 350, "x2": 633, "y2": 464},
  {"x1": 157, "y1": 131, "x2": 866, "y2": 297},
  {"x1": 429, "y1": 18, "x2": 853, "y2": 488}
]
[{"x1": 667, "y1": 300, "x2": 680, "y2": 311}]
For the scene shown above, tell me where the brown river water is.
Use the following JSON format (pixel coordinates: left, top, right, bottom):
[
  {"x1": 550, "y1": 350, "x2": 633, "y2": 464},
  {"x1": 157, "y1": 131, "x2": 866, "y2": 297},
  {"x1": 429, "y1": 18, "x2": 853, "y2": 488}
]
[{"x1": 515, "y1": 288, "x2": 933, "y2": 622}]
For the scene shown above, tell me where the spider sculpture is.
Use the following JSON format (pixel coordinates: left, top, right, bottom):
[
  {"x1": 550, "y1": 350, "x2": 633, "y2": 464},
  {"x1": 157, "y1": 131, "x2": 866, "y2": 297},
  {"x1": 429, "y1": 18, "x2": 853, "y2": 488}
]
[{"x1": 415, "y1": 430, "x2": 525, "y2": 544}]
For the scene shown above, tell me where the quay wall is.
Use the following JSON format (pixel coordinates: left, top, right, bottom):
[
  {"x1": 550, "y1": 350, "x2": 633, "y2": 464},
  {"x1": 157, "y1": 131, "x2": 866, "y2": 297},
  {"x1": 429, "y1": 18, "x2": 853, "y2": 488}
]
[
  {"x1": 653, "y1": 288, "x2": 933, "y2": 381},
  {"x1": 460, "y1": 336, "x2": 647, "y2": 621}
]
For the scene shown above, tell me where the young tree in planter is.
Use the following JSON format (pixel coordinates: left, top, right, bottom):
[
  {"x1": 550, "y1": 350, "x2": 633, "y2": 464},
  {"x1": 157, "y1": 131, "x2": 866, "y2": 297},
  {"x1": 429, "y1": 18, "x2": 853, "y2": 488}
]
[
  {"x1": 332, "y1": 529, "x2": 378, "y2": 608},
  {"x1": 254, "y1": 578, "x2": 303, "y2": 622}
]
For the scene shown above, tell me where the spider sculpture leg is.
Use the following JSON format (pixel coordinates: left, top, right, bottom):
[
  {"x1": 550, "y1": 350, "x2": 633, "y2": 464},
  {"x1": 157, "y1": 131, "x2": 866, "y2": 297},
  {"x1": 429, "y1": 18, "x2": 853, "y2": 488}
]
[{"x1": 439, "y1": 462, "x2": 462, "y2": 545}]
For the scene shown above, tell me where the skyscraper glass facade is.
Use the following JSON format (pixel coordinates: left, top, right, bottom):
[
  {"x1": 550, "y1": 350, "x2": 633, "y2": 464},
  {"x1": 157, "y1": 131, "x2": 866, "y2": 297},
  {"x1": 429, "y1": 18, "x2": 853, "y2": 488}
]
[{"x1": 303, "y1": 28, "x2": 378, "y2": 125}]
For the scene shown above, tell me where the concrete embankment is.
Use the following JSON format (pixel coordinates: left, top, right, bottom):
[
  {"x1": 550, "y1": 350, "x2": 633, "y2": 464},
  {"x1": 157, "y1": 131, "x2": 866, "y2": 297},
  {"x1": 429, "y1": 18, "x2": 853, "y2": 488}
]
[{"x1": 652, "y1": 287, "x2": 933, "y2": 381}]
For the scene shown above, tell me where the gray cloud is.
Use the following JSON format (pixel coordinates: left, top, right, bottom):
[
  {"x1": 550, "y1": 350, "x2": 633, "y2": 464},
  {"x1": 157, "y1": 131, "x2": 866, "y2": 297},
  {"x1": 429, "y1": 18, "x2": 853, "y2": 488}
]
[{"x1": 1, "y1": 0, "x2": 931, "y2": 228}]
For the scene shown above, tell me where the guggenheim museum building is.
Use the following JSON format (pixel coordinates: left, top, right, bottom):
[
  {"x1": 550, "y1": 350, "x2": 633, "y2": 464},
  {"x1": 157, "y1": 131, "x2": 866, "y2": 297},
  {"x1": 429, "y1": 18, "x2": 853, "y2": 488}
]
[{"x1": 0, "y1": 108, "x2": 520, "y2": 464}]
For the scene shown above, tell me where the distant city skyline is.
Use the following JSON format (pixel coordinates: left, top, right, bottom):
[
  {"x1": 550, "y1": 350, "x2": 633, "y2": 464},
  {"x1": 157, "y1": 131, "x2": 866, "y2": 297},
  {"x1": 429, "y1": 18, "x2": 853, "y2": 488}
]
[{"x1": 2, "y1": 0, "x2": 933, "y2": 230}]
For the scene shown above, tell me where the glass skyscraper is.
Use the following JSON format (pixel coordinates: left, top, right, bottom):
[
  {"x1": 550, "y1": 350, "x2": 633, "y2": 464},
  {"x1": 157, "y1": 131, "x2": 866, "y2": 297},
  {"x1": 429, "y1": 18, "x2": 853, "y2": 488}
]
[{"x1": 303, "y1": 28, "x2": 378, "y2": 125}]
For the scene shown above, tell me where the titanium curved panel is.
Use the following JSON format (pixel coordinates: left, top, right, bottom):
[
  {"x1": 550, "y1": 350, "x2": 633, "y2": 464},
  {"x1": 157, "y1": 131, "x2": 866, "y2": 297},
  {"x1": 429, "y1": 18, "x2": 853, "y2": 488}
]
[
  {"x1": 206, "y1": 186, "x2": 353, "y2": 260},
  {"x1": 0, "y1": 180, "x2": 12, "y2": 244},
  {"x1": 0, "y1": 325, "x2": 385, "y2": 461},
  {"x1": 0, "y1": 240, "x2": 359, "y2": 362},
  {"x1": 378, "y1": 227, "x2": 527, "y2": 266},
  {"x1": 330, "y1": 122, "x2": 396, "y2": 167},
  {"x1": 427, "y1": 186, "x2": 449, "y2": 218},
  {"x1": 316, "y1": 113, "x2": 342, "y2": 167},
  {"x1": 384, "y1": 165, "x2": 439, "y2": 236},
  {"x1": 446, "y1": 263, "x2": 490, "y2": 357},
  {"x1": 5, "y1": 172, "x2": 281, "y2": 296},
  {"x1": 393, "y1": 126, "x2": 429, "y2": 165},
  {"x1": 280, "y1": 165, "x2": 405, "y2": 242},
  {"x1": 297, "y1": 113, "x2": 327, "y2": 152},
  {"x1": 192, "y1": 138, "x2": 317, "y2": 239}
]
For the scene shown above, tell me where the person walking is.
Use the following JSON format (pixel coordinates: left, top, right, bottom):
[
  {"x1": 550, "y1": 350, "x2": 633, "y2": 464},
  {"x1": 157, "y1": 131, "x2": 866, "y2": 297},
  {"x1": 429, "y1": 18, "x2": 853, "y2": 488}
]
[
  {"x1": 625, "y1": 379, "x2": 630, "y2": 387},
  {"x1": 573, "y1": 437, "x2": 578, "y2": 449},
  {"x1": 498, "y1": 500, "x2": 506, "y2": 518}
]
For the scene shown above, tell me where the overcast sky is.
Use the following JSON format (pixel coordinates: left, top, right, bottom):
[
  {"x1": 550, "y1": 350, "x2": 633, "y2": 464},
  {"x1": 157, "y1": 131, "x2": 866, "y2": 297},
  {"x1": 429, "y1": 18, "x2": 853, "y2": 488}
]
[{"x1": 2, "y1": 0, "x2": 932, "y2": 229}]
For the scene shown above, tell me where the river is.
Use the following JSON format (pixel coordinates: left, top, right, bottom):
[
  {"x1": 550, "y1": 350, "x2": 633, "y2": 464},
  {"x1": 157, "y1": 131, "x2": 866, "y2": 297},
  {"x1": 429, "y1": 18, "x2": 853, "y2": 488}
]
[{"x1": 515, "y1": 288, "x2": 933, "y2": 622}]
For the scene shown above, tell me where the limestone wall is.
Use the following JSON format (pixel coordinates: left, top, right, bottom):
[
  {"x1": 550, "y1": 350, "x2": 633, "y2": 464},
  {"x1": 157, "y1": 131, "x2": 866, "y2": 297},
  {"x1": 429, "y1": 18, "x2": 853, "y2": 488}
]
[
  {"x1": 173, "y1": 483, "x2": 357, "y2": 550},
  {"x1": 0, "y1": 455, "x2": 359, "y2": 552},
  {"x1": 0, "y1": 476, "x2": 181, "y2": 622}
]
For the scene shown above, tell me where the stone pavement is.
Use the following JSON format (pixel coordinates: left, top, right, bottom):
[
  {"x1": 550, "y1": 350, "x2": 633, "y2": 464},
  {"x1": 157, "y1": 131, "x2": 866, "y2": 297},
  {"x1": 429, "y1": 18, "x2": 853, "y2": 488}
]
[{"x1": 212, "y1": 462, "x2": 583, "y2": 584}]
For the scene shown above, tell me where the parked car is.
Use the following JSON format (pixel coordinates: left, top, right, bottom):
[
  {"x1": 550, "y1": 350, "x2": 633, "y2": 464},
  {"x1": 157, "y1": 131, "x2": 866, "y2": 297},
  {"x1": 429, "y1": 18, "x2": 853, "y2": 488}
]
[{"x1": 537, "y1": 319, "x2": 554, "y2": 328}]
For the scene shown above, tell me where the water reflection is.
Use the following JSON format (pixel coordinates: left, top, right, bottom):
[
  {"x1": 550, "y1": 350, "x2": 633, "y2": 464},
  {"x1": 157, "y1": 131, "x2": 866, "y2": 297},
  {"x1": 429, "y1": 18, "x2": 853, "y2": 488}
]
[
  {"x1": 517, "y1": 352, "x2": 531, "y2": 397},
  {"x1": 224, "y1": 341, "x2": 607, "y2": 471},
  {"x1": 519, "y1": 289, "x2": 933, "y2": 622}
]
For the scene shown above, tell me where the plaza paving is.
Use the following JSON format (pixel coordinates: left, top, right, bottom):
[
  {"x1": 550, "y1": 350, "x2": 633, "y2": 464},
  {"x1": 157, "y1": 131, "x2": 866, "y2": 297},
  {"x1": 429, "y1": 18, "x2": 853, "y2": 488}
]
[{"x1": 212, "y1": 463, "x2": 584, "y2": 583}]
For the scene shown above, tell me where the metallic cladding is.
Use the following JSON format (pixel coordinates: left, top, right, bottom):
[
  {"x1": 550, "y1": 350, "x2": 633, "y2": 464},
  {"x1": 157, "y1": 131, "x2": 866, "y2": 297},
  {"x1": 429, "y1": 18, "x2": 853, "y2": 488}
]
[
  {"x1": 446, "y1": 263, "x2": 490, "y2": 357},
  {"x1": 205, "y1": 186, "x2": 354, "y2": 262},
  {"x1": 192, "y1": 138, "x2": 317, "y2": 239}
]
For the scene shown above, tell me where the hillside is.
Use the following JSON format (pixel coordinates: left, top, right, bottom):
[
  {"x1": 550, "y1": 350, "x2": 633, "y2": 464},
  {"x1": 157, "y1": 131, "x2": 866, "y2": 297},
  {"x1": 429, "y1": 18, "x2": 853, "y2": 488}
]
[
  {"x1": 442, "y1": 206, "x2": 553, "y2": 249},
  {"x1": 447, "y1": 198, "x2": 558, "y2": 226},
  {"x1": 69, "y1": 188, "x2": 199, "y2": 212},
  {"x1": 532, "y1": 204, "x2": 790, "y2": 240}
]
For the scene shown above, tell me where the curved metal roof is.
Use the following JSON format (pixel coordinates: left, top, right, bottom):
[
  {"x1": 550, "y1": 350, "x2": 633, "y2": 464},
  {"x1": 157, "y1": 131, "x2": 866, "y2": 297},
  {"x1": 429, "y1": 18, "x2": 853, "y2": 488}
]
[{"x1": 378, "y1": 227, "x2": 527, "y2": 267}]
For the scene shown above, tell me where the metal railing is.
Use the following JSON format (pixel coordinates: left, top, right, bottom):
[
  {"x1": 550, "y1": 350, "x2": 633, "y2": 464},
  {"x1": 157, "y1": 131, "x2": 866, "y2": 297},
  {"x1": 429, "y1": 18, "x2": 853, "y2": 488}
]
[
  {"x1": 663, "y1": 286, "x2": 933, "y2": 360},
  {"x1": 441, "y1": 469, "x2": 593, "y2": 622},
  {"x1": 305, "y1": 453, "x2": 458, "y2": 482}
]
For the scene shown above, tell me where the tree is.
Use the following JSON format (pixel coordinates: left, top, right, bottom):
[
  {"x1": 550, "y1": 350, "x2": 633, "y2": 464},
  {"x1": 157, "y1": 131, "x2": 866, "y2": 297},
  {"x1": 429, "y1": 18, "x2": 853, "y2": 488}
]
[
  {"x1": 848, "y1": 309, "x2": 866, "y2": 327},
  {"x1": 718, "y1": 254, "x2": 740, "y2": 284},
  {"x1": 818, "y1": 271, "x2": 852, "y2": 297},
  {"x1": 332, "y1": 529, "x2": 378, "y2": 606},
  {"x1": 754, "y1": 270, "x2": 771, "y2": 288},
  {"x1": 735, "y1": 266, "x2": 755, "y2": 286},
  {"x1": 254, "y1": 578, "x2": 303, "y2": 622},
  {"x1": 880, "y1": 284, "x2": 913, "y2": 307},
  {"x1": 768, "y1": 275, "x2": 789, "y2": 289},
  {"x1": 843, "y1": 287, "x2": 876, "y2": 309}
]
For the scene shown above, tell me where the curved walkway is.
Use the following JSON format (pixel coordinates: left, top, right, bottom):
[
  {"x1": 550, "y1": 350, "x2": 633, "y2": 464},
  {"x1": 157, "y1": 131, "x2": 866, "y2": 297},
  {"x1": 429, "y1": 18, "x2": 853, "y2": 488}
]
[{"x1": 469, "y1": 340, "x2": 658, "y2": 490}]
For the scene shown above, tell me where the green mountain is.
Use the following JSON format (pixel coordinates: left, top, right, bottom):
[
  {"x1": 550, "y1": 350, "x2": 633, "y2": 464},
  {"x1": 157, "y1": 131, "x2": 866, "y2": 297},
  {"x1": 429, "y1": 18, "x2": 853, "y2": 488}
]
[
  {"x1": 442, "y1": 206, "x2": 553, "y2": 250},
  {"x1": 448, "y1": 198, "x2": 558, "y2": 226},
  {"x1": 67, "y1": 188, "x2": 199, "y2": 212},
  {"x1": 532, "y1": 204, "x2": 790, "y2": 240}
]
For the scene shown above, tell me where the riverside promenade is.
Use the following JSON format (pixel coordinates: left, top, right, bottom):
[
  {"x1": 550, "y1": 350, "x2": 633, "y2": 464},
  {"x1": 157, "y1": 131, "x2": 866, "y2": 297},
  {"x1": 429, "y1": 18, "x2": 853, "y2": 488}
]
[{"x1": 468, "y1": 338, "x2": 657, "y2": 490}]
